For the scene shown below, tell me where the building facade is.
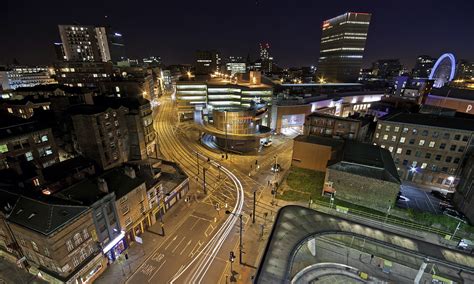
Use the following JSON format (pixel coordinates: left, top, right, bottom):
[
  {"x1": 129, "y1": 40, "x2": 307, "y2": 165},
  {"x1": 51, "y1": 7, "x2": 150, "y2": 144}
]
[
  {"x1": 194, "y1": 50, "x2": 221, "y2": 75},
  {"x1": 373, "y1": 113, "x2": 474, "y2": 190},
  {"x1": 412, "y1": 55, "x2": 435, "y2": 78},
  {"x1": 54, "y1": 61, "x2": 114, "y2": 88},
  {"x1": 303, "y1": 112, "x2": 369, "y2": 141},
  {"x1": 316, "y1": 12, "x2": 372, "y2": 83},
  {"x1": 453, "y1": 152, "x2": 474, "y2": 224},
  {"x1": 0, "y1": 67, "x2": 56, "y2": 90}
]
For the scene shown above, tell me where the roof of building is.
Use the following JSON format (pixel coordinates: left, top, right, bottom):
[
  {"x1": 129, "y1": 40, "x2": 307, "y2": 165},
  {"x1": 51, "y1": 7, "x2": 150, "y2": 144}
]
[
  {"x1": 14, "y1": 84, "x2": 92, "y2": 94},
  {"x1": 0, "y1": 112, "x2": 50, "y2": 140},
  {"x1": 293, "y1": 135, "x2": 345, "y2": 148},
  {"x1": 0, "y1": 96, "x2": 50, "y2": 106},
  {"x1": 67, "y1": 103, "x2": 127, "y2": 116},
  {"x1": 55, "y1": 179, "x2": 108, "y2": 206},
  {"x1": 42, "y1": 156, "x2": 96, "y2": 183},
  {"x1": 430, "y1": 86, "x2": 474, "y2": 101},
  {"x1": 100, "y1": 167, "x2": 146, "y2": 199},
  {"x1": 382, "y1": 112, "x2": 474, "y2": 131},
  {"x1": 7, "y1": 195, "x2": 89, "y2": 236},
  {"x1": 93, "y1": 96, "x2": 150, "y2": 111},
  {"x1": 328, "y1": 141, "x2": 400, "y2": 183},
  {"x1": 0, "y1": 189, "x2": 19, "y2": 215},
  {"x1": 306, "y1": 112, "x2": 361, "y2": 123}
]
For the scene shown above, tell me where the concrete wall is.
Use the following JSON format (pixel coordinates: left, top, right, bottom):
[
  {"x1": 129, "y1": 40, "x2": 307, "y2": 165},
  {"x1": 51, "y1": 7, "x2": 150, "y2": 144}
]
[
  {"x1": 325, "y1": 168, "x2": 400, "y2": 211},
  {"x1": 291, "y1": 140, "x2": 334, "y2": 172}
]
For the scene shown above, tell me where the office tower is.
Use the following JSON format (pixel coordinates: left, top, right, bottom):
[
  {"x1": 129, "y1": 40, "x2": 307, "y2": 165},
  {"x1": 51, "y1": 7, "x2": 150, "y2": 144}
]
[
  {"x1": 259, "y1": 43, "x2": 273, "y2": 74},
  {"x1": 58, "y1": 25, "x2": 125, "y2": 62},
  {"x1": 53, "y1": 42, "x2": 66, "y2": 61},
  {"x1": 194, "y1": 50, "x2": 221, "y2": 75},
  {"x1": 372, "y1": 59, "x2": 402, "y2": 80},
  {"x1": 412, "y1": 55, "x2": 435, "y2": 78},
  {"x1": 316, "y1": 12, "x2": 372, "y2": 83}
]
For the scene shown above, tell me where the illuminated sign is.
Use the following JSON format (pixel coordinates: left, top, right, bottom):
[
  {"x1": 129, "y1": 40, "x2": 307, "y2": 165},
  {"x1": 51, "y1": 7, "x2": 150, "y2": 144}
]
[{"x1": 102, "y1": 231, "x2": 125, "y2": 253}]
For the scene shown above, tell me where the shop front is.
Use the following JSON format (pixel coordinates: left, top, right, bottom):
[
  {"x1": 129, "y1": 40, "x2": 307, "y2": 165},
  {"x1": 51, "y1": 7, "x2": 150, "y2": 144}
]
[{"x1": 102, "y1": 231, "x2": 126, "y2": 262}]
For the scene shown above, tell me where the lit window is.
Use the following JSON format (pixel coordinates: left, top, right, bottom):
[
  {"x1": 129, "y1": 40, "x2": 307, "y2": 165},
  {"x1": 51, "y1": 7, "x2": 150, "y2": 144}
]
[
  {"x1": 7, "y1": 108, "x2": 12, "y2": 113},
  {"x1": 0, "y1": 144, "x2": 8, "y2": 153},
  {"x1": 41, "y1": 135, "x2": 49, "y2": 142},
  {"x1": 73, "y1": 233, "x2": 83, "y2": 246},
  {"x1": 383, "y1": 135, "x2": 388, "y2": 140},
  {"x1": 412, "y1": 161, "x2": 418, "y2": 167},
  {"x1": 396, "y1": 148, "x2": 402, "y2": 154},
  {"x1": 388, "y1": 146, "x2": 394, "y2": 152},
  {"x1": 31, "y1": 241, "x2": 39, "y2": 252},
  {"x1": 428, "y1": 141, "x2": 435, "y2": 148},
  {"x1": 419, "y1": 140, "x2": 425, "y2": 146},
  {"x1": 391, "y1": 136, "x2": 397, "y2": 142},
  {"x1": 394, "y1": 127, "x2": 400, "y2": 132},
  {"x1": 25, "y1": 152, "x2": 33, "y2": 161},
  {"x1": 83, "y1": 229, "x2": 89, "y2": 240},
  {"x1": 377, "y1": 124, "x2": 382, "y2": 130},
  {"x1": 421, "y1": 163, "x2": 427, "y2": 169},
  {"x1": 66, "y1": 240, "x2": 74, "y2": 252},
  {"x1": 400, "y1": 137, "x2": 406, "y2": 143},
  {"x1": 380, "y1": 145, "x2": 386, "y2": 148},
  {"x1": 375, "y1": 133, "x2": 379, "y2": 139},
  {"x1": 115, "y1": 86, "x2": 120, "y2": 92},
  {"x1": 385, "y1": 125, "x2": 391, "y2": 131},
  {"x1": 402, "y1": 128, "x2": 409, "y2": 133}
]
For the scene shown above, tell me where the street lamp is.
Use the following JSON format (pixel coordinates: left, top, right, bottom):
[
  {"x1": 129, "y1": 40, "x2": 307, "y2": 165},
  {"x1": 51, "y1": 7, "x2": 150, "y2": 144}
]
[{"x1": 225, "y1": 210, "x2": 243, "y2": 264}]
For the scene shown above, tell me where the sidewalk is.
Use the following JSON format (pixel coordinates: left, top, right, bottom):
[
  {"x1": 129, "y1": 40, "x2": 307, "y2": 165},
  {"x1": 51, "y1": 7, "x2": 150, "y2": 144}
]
[{"x1": 95, "y1": 190, "x2": 199, "y2": 284}]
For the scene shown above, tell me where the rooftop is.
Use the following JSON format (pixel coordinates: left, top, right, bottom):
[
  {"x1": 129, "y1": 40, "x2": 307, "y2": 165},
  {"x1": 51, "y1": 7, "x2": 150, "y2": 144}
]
[
  {"x1": 42, "y1": 156, "x2": 96, "y2": 183},
  {"x1": 0, "y1": 112, "x2": 50, "y2": 140},
  {"x1": 7, "y1": 195, "x2": 89, "y2": 236},
  {"x1": 100, "y1": 167, "x2": 146, "y2": 199},
  {"x1": 383, "y1": 112, "x2": 474, "y2": 131},
  {"x1": 294, "y1": 135, "x2": 345, "y2": 148}
]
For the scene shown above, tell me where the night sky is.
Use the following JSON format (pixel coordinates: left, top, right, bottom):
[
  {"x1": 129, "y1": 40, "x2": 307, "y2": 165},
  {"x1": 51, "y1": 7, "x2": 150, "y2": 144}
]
[{"x1": 3, "y1": 0, "x2": 473, "y2": 68}]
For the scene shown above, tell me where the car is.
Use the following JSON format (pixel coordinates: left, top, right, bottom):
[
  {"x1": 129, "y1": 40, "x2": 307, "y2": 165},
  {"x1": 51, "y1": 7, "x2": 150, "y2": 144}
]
[
  {"x1": 263, "y1": 140, "x2": 273, "y2": 147},
  {"x1": 271, "y1": 163, "x2": 281, "y2": 173},
  {"x1": 443, "y1": 208, "x2": 467, "y2": 223},
  {"x1": 431, "y1": 190, "x2": 453, "y2": 201}
]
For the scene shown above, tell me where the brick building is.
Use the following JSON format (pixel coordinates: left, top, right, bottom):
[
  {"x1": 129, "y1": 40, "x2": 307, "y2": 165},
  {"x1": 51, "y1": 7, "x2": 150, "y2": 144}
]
[
  {"x1": 303, "y1": 112, "x2": 371, "y2": 142},
  {"x1": 373, "y1": 113, "x2": 474, "y2": 190},
  {"x1": 291, "y1": 135, "x2": 344, "y2": 172}
]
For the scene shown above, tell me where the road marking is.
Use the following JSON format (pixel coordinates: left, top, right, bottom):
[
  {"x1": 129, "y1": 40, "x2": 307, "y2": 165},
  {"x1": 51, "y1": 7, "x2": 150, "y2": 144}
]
[
  {"x1": 140, "y1": 263, "x2": 156, "y2": 276},
  {"x1": 164, "y1": 235, "x2": 178, "y2": 250},
  {"x1": 189, "y1": 241, "x2": 202, "y2": 257},
  {"x1": 204, "y1": 224, "x2": 215, "y2": 237},
  {"x1": 180, "y1": 240, "x2": 192, "y2": 255},
  {"x1": 171, "y1": 236, "x2": 186, "y2": 253},
  {"x1": 148, "y1": 260, "x2": 167, "y2": 282},
  {"x1": 151, "y1": 252, "x2": 164, "y2": 263}
]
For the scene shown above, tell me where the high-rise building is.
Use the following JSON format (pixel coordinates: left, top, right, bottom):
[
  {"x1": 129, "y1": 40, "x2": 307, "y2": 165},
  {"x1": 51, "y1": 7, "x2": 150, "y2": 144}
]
[
  {"x1": 412, "y1": 55, "x2": 435, "y2": 78},
  {"x1": 194, "y1": 50, "x2": 221, "y2": 75},
  {"x1": 259, "y1": 43, "x2": 273, "y2": 74},
  {"x1": 456, "y1": 60, "x2": 474, "y2": 80},
  {"x1": 0, "y1": 66, "x2": 56, "y2": 90},
  {"x1": 371, "y1": 59, "x2": 402, "y2": 80},
  {"x1": 316, "y1": 12, "x2": 372, "y2": 83},
  {"x1": 58, "y1": 25, "x2": 125, "y2": 62}
]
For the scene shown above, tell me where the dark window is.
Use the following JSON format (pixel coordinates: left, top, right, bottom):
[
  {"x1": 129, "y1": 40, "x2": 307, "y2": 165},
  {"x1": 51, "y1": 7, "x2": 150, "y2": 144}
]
[
  {"x1": 454, "y1": 134, "x2": 461, "y2": 141},
  {"x1": 441, "y1": 167, "x2": 448, "y2": 173},
  {"x1": 409, "y1": 139, "x2": 415, "y2": 145},
  {"x1": 406, "y1": 150, "x2": 412, "y2": 155},
  {"x1": 425, "y1": 153, "x2": 431, "y2": 159},
  {"x1": 432, "y1": 132, "x2": 439, "y2": 138},
  {"x1": 415, "y1": 151, "x2": 422, "y2": 157},
  {"x1": 463, "y1": 135, "x2": 469, "y2": 142},
  {"x1": 454, "y1": 158, "x2": 460, "y2": 164},
  {"x1": 445, "y1": 156, "x2": 452, "y2": 163},
  {"x1": 458, "y1": 146, "x2": 465, "y2": 153},
  {"x1": 422, "y1": 130, "x2": 428, "y2": 136},
  {"x1": 443, "y1": 133, "x2": 450, "y2": 139},
  {"x1": 435, "y1": 155, "x2": 442, "y2": 161},
  {"x1": 439, "y1": 143, "x2": 446, "y2": 150},
  {"x1": 402, "y1": 160, "x2": 408, "y2": 165},
  {"x1": 431, "y1": 165, "x2": 438, "y2": 171},
  {"x1": 450, "y1": 145, "x2": 456, "y2": 151}
]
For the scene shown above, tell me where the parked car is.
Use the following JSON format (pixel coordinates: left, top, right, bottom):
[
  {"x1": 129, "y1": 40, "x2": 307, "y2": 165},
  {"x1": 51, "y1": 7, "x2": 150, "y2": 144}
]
[
  {"x1": 443, "y1": 208, "x2": 467, "y2": 223},
  {"x1": 431, "y1": 190, "x2": 453, "y2": 201}
]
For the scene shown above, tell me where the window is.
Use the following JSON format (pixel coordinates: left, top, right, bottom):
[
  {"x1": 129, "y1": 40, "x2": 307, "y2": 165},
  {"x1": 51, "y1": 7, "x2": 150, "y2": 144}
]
[
  {"x1": 435, "y1": 155, "x2": 442, "y2": 161},
  {"x1": 383, "y1": 134, "x2": 388, "y2": 140},
  {"x1": 422, "y1": 130, "x2": 428, "y2": 136},
  {"x1": 83, "y1": 229, "x2": 89, "y2": 240},
  {"x1": 428, "y1": 141, "x2": 435, "y2": 148},
  {"x1": 421, "y1": 163, "x2": 427, "y2": 169},
  {"x1": 402, "y1": 127, "x2": 409, "y2": 133},
  {"x1": 412, "y1": 129, "x2": 418, "y2": 135},
  {"x1": 463, "y1": 135, "x2": 469, "y2": 142},
  {"x1": 385, "y1": 125, "x2": 391, "y2": 131},
  {"x1": 66, "y1": 240, "x2": 74, "y2": 252},
  {"x1": 396, "y1": 148, "x2": 402, "y2": 154},
  {"x1": 80, "y1": 248, "x2": 87, "y2": 261},
  {"x1": 402, "y1": 160, "x2": 408, "y2": 166},
  {"x1": 443, "y1": 133, "x2": 450, "y2": 139},
  {"x1": 439, "y1": 143, "x2": 446, "y2": 150},
  {"x1": 25, "y1": 151, "x2": 34, "y2": 161},
  {"x1": 419, "y1": 140, "x2": 425, "y2": 146},
  {"x1": 121, "y1": 204, "x2": 130, "y2": 215},
  {"x1": 391, "y1": 136, "x2": 397, "y2": 142},
  {"x1": 31, "y1": 241, "x2": 39, "y2": 252},
  {"x1": 44, "y1": 247, "x2": 49, "y2": 257},
  {"x1": 454, "y1": 134, "x2": 461, "y2": 141},
  {"x1": 412, "y1": 161, "x2": 418, "y2": 167},
  {"x1": 445, "y1": 156, "x2": 452, "y2": 163},
  {"x1": 72, "y1": 257, "x2": 80, "y2": 267},
  {"x1": 450, "y1": 145, "x2": 457, "y2": 151},
  {"x1": 454, "y1": 158, "x2": 460, "y2": 164},
  {"x1": 388, "y1": 146, "x2": 394, "y2": 153},
  {"x1": 0, "y1": 144, "x2": 7, "y2": 153},
  {"x1": 425, "y1": 153, "x2": 431, "y2": 159},
  {"x1": 73, "y1": 233, "x2": 83, "y2": 246},
  {"x1": 406, "y1": 149, "x2": 412, "y2": 155},
  {"x1": 458, "y1": 146, "x2": 465, "y2": 153},
  {"x1": 40, "y1": 135, "x2": 48, "y2": 142},
  {"x1": 441, "y1": 167, "x2": 448, "y2": 173},
  {"x1": 377, "y1": 124, "x2": 382, "y2": 130},
  {"x1": 431, "y1": 165, "x2": 438, "y2": 171},
  {"x1": 394, "y1": 127, "x2": 400, "y2": 132},
  {"x1": 375, "y1": 133, "x2": 379, "y2": 139},
  {"x1": 380, "y1": 145, "x2": 386, "y2": 148},
  {"x1": 409, "y1": 139, "x2": 415, "y2": 145},
  {"x1": 432, "y1": 131, "x2": 439, "y2": 138},
  {"x1": 125, "y1": 216, "x2": 132, "y2": 227},
  {"x1": 415, "y1": 151, "x2": 422, "y2": 157},
  {"x1": 400, "y1": 137, "x2": 406, "y2": 143}
]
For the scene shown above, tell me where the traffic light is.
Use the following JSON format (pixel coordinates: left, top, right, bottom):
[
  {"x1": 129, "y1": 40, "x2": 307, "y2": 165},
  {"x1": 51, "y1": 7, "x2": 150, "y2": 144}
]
[{"x1": 230, "y1": 251, "x2": 235, "y2": 262}]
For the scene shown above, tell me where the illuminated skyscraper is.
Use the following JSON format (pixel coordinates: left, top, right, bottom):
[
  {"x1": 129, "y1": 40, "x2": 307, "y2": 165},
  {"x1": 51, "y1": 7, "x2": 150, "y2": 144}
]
[
  {"x1": 412, "y1": 55, "x2": 435, "y2": 78},
  {"x1": 259, "y1": 43, "x2": 273, "y2": 74},
  {"x1": 316, "y1": 12, "x2": 371, "y2": 83}
]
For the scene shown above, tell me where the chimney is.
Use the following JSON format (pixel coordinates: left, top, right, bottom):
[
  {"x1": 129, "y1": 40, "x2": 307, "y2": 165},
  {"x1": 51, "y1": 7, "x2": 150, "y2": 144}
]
[
  {"x1": 124, "y1": 166, "x2": 136, "y2": 179},
  {"x1": 98, "y1": 178, "x2": 108, "y2": 193}
]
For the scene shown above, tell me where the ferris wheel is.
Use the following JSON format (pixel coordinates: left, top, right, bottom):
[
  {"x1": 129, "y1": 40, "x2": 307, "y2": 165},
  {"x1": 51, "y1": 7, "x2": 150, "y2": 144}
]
[{"x1": 429, "y1": 53, "x2": 456, "y2": 88}]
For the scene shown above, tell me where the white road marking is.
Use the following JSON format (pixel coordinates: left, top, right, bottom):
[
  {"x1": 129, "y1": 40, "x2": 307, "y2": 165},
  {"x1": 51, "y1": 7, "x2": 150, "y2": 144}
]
[
  {"x1": 164, "y1": 235, "x2": 178, "y2": 250},
  {"x1": 148, "y1": 260, "x2": 167, "y2": 282},
  {"x1": 171, "y1": 236, "x2": 186, "y2": 253},
  {"x1": 180, "y1": 240, "x2": 192, "y2": 255}
]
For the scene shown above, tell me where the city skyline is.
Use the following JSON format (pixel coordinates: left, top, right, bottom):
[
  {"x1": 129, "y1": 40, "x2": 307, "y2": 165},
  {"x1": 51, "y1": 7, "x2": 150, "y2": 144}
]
[{"x1": 2, "y1": 0, "x2": 473, "y2": 68}]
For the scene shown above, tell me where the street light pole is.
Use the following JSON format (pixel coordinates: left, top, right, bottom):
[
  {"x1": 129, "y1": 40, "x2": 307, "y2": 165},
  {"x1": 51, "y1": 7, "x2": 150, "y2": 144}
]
[
  {"x1": 197, "y1": 151, "x2": 200, "y2": 175},
  {"x1": 203, "y1": 167, "x2": 207, "y2": 194},
  {"x1": 253, "y1": 191, "x2": 256, "y2": 224},
  {"x1": 239, "y1": 214, "x2": 243, "y2": 264}
]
